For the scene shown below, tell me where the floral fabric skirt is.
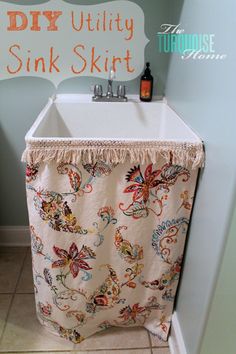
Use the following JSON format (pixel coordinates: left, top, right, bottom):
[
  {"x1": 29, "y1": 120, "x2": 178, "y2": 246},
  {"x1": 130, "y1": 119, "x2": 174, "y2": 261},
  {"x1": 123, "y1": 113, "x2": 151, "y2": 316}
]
[{"x1": 25, "y1": 157, "x2": 198, "y2": 344}]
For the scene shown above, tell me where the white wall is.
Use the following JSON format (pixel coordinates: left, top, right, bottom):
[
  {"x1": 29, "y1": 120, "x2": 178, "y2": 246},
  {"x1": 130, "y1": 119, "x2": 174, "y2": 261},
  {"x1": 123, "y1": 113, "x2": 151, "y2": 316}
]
[
  {"x1": 200, "y1": 200, "x2": 236, "y2": 354},
  {"x1": 165, "y1": 1, "x2": 236, "y2": 353}
]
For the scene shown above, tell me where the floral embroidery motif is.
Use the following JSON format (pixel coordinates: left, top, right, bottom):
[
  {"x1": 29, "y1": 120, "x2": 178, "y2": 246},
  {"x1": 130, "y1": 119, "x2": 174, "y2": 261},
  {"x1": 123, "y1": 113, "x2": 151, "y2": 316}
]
[
  {"x1": 97, "y1": 207, "x2": 117, "y2": 228},
  {"x1": 27, "y1": 162, "x2": 118, "y2": 238},
  {"x1": 57, "y1": 163, "x2": 93, "y2": 197},
  {"x1": 26, "y1": 163, "x2": 39, "y2": 182},
  {"x1": 86, "y1": 265, "x2": 122, "y2": 314},
  {"x1": 114, "y1": 226, "x2": 143, "y2": 264},
  {"x1": 28, "y1": 187, "x2": 88, "y2": 234},
  {"x1": 37, "y1": 301, "x2": 84, "y2": 344},
  {"x1": 122, "y1": 263, "x2": 144, "y2": 289},
  {"x1": 98, "y1": 320, "x2": 113, "y2": 331},
  {"x1": 30, "y1": 225, "x2": 44, "y2": 255},
  {"x1": 91, "y1": 206, "x2": 118, "y2": 247},
  {"x1": 139, "y1": 256, "x2": 183, "y2": 291},
  {"x1": 177, "y1": 190, "x2": 193, "y2": 212},
  {"x1": 43, "y1": 268, "x2": 52, "y2": 286},
  {"x1": 98, "y1": 296, "x2": 165, "y2": 328},
  {"x1": 152, "y1": 218, "x2": 189, "y2": 264},
  {"x1": 162, "y1": 289, "x2": 175, "y2": 302},
  {"x1": 52, "y1": 243, "x2": 96, "y2": 279},
  {"x1": 38, "y1": 302, "x2": 52, "y2": 317},
  {"x1": 83, "y1": 161, "x2": 117, "y2": 177},
  {"x1": 30, "y1": 226, "x2": 53, "y2": 263},
  {"x1": 114, "y1": 226, "x2": 144, "y2": 289},
  {"x1": 118, "y1": 303, "x2": 147, "y2": 324},
  {"x1": 119, "y1": 162, "x2": 190, "y2": 219}
]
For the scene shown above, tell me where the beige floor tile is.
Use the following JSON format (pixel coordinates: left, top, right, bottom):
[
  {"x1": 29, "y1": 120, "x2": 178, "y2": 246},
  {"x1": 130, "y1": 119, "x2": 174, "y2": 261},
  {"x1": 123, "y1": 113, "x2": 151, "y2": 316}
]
[
  {"x1": 0, "y1": 294, "x2": 74, "y2": 351},
  {"x1": 152, "y1": 348, "x2": 170, "y2": 354},
  {"x1": 150, "y1": 333, "x2": 169, "y2": 347},
  {"x1": 73, "y1": 326, "x2": 150, "y2": 350},
  {"x1": 0, "y1": 294, "x2": 12, "y2": 337},
  {"x1": 16, "y1": 249, "x2": 34, "y2": 293},
  {"x1": 0, "y1": 251, "x2": 26, "y2": 293}
]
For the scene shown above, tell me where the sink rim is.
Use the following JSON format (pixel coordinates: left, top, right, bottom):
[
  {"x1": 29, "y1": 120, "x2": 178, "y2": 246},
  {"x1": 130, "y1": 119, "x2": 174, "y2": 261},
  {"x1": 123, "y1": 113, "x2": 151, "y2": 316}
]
[{"x1": 25, "y1": 94, "x2": 202, "y2": 144}]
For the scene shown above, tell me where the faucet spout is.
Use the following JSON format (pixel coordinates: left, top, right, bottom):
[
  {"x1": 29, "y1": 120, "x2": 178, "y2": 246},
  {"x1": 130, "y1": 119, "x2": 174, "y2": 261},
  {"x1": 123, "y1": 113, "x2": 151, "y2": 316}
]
[{"x1": 107, "y1": 68, "x2": 115, "y2": 97}]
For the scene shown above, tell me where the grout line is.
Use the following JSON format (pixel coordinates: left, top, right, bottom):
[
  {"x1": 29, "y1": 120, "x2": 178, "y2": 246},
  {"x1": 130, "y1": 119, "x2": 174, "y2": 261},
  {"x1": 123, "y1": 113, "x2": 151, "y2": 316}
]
[
  {"x1": 0, "y1": 347, "x2": 154, "y2": 353},
  {"x1": 14, "y1": 247, "x2": 29, "y2": 293},
  {"x1": 0, "y1": 294, "x2": 14, "y2": 345},
  {"x1": 147, "y1": 331, "x2": 153, "y2": 354},
  {"x1": 0, "y1": 248, "x2": 28, "y2": 345}
]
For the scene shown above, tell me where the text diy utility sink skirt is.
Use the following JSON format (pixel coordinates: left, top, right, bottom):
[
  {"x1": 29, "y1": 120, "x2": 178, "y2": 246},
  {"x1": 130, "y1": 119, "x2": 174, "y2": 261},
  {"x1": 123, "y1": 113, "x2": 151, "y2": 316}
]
[{"x1": 22, "y1": 95, "x2": 204, "y2": 344}]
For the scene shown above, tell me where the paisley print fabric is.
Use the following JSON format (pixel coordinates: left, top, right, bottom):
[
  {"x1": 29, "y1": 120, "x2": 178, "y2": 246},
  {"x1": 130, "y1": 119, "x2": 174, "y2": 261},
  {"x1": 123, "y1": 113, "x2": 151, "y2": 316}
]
[{"x1": 25, "y1": 157, "x2": 198, "y2": 344}]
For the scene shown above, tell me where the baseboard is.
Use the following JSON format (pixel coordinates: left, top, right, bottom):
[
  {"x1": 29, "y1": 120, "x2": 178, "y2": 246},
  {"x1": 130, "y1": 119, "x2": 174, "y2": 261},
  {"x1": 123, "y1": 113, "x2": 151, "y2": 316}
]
[
  {"x1": 0, "y1": 226, "x2": 30, "y2": 246},
  {"x1": 168, "y1": 312, "x2": 187, "y2": 354}
]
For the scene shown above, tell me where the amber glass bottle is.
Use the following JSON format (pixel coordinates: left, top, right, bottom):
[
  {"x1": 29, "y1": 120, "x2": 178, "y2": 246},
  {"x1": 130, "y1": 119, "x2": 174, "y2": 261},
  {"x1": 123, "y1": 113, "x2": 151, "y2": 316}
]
[{"x1": 140, "y1": 62, "x2": 153, "y2": 102}]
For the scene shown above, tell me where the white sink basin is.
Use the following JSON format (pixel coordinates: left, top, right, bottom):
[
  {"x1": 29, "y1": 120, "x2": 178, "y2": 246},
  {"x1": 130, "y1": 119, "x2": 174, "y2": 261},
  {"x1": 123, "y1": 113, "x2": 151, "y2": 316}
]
[
  {"x1": 26, "y1": 95, "x2": 200, "y2": 143},
  {"x1": 23, "y1": 94, "x2": 204, "y2": 169}
]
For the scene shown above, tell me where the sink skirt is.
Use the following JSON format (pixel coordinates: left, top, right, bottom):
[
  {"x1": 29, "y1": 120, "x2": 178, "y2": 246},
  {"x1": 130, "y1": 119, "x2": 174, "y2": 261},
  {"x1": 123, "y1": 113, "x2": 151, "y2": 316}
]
[{"x1": 24, "y1": 146, "x2": 200, "y2": 344}]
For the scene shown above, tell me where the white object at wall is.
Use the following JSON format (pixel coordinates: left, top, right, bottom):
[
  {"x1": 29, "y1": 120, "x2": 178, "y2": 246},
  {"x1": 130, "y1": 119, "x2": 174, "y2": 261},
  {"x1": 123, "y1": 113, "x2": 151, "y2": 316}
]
[{"x1": 168, "y1": 312, "x2": 187, "y2": 354}]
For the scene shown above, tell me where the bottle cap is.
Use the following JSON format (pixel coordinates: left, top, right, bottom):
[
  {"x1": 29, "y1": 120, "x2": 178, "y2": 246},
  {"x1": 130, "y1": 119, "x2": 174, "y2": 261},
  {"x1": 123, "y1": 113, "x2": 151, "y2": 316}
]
[{"x1": 145, "y1": 62, "x2": 151, "y2": 74}]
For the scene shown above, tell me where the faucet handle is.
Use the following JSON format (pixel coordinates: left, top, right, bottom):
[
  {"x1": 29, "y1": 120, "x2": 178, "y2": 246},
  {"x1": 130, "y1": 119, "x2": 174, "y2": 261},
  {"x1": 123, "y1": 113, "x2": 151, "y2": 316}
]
[
  {"x1": 117, "y1": 85, "x2": 126, "y2": 98},
  {"x1": 94, "y1": 84, "x2": 103, "y2": 97},
  {"x1": 109, "y1": 67, "x2": 115, "y2": 81}
]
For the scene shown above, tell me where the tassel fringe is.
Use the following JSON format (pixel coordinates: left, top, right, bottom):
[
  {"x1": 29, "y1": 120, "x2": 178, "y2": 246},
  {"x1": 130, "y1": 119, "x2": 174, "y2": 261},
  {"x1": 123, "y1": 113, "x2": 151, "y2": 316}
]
[{"x1": 22, "y1": 140, "x2": 204, "y2": 169}]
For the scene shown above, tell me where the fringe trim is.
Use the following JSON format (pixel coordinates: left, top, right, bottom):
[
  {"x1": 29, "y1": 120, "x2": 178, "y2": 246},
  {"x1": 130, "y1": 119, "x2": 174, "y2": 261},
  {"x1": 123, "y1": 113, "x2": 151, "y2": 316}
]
[{"x1": 22, "y1": 140, "x2": 204, "y2": 169}]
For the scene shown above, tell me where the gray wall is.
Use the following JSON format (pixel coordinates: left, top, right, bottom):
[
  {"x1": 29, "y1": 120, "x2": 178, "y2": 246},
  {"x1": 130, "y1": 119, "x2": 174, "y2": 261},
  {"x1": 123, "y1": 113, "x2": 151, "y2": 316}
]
[
  {"x1": 165, "y1": 1, "x2": 236, "y2": 353},
  {"x1": 0, "y1": 0, "x2": 175, "y2": 226}
]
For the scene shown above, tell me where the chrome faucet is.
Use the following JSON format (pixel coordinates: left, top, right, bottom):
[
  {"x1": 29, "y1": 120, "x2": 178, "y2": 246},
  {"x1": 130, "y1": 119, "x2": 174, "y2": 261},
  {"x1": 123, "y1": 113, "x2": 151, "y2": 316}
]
[{"x1": 92, "y1": 68, "x2": 128, "y2": 102}]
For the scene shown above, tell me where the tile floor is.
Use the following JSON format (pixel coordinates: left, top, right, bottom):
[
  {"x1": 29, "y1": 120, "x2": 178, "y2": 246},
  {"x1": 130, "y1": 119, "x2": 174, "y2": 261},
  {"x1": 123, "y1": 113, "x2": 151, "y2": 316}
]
[{"x1": 0, "y1": 247, "x2": 171, "y2": 354}]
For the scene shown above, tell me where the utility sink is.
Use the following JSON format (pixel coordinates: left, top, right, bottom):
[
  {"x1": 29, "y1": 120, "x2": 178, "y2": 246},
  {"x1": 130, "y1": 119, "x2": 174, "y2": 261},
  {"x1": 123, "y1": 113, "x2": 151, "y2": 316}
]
[
  {"x1": 22, "y1": 94, "x2": 204, "y2": 343},
  {"x1": 26, "y1": 95, "x2": 201, "y2": 143}
]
